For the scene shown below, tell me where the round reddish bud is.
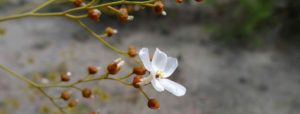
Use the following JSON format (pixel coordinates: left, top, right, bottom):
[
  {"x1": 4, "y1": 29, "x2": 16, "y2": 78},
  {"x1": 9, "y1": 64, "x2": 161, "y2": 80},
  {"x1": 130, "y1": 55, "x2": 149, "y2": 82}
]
[
  {"x1": 148, "y1": 99, "x2": 160, "y2": 109},
  {"x1": 88, "y1": 65, "x2": 98, "y2": 75},
  {"x1": 154, "y1": 1, "x2": 165, "y2": 14},
  {"x1": 127, "y1": 46, "x2": 137, "y2": 57},
  {"x1": 61, "y1": 72, "x2": 71, "y2": 82},
  {"x1": 68, "y1": 99, "x2": 78, "y2": 108},
  {"x1": 132, "y1": 75, "x2": 142, "y2": 88},
  {"x1": 61, "y1": 90, "x2": 71, "y2": 101},
  {"x1": 88, "y1": 9, "x2": 101, "y2": 22},
  {"x1": 74, "y1": 0, "x2": 85, "y2": 7},
  {"x1": 176, "y1": 0, "x2": 183, "y2": 4},
  {"x1": 107, "y1": 63, "x2": 120, "y2": 75},
  {"x1": 105, "y1": 27, "x2": 118, "y2": 37},
  {"x1": 133, "y1": 66, "x2": 146, "y2": 75},
  {"x1": 118, "y1": 8, "x2": 129, "y2": 22},
  {"x1": 82, "y1": 88, "x2": 92, "y2": 98}
]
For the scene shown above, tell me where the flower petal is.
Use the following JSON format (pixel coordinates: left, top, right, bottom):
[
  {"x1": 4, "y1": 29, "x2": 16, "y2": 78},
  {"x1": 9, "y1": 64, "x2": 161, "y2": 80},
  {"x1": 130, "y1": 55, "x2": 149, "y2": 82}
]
[
  {"x1": 152, "y1": 48, "x2": 168, "y2": 71},
  {"x1": 159, "y1": 79, "x2": 186, "y2": 96},
  {"x1": 139, "y1": 48, "x2": 153, "y2": 72},
  {"x1": 163, "y1": 57, "x2": 178, "y2": 77},
  {"x1": 151, "y1": 78, "x2": 165, "y2": 92}
]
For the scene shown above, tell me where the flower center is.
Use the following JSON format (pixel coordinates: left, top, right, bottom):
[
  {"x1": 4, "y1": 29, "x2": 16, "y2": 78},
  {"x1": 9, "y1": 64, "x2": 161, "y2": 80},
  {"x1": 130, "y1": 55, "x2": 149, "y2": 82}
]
[{"x1": 155, "y1": 70, "x2": 165, "y2": 79}]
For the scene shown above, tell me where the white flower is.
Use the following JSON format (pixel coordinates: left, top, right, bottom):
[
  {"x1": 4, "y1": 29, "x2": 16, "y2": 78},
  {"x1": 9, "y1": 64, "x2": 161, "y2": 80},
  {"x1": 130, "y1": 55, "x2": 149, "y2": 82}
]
[{"x1": 139, "y1": 48, "x2": 186, "y2": 96}]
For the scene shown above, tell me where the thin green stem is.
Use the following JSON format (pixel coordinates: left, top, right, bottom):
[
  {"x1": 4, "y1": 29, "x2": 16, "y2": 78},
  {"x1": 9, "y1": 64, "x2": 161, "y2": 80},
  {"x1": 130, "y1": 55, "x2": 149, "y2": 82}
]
[
  {"x1": 106, "y1": 77, "x2": 132, "y2": 86},
  {"x1": 37, "y1": 88, "x2": 67, "y2": 114},
  {"x1": 76, "y1": 20, "x2": 127, "y2": 55},
  {"x1": 139, "y1": 88, "x2": 150, "y2": 100},
  {"x1": 117, "y1": 72, "x2": 133, "y2": 80},
  {"x1": 31, "y1": 0, "x2": 57, "y2": 13},
  {"x1": 0, "y1": 64, "x2": 39, "y2": 87}
]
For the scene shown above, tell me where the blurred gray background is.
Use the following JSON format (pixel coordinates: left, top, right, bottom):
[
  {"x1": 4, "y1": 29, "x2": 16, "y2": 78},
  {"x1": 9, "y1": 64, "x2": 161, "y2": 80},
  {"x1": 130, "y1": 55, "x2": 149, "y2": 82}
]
[{"x1": 0, "y1": 0, "x2": 300, "y2": 114}]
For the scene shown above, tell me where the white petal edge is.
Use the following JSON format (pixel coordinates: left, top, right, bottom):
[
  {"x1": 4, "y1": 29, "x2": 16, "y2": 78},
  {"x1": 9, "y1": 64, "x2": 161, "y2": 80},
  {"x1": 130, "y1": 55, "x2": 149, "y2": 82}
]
[
  {"x1": 163, "y1": 57, "x2": 178, "y2": 77},
  {"x1": 152, "y1": 48, "x2": 168, "y2": 71},
  {"x1": 151, "y1": 78, "x2": 165, "y2": 92},
  {"x1": 139, "y1": 48, "x2": 153, "y2": 72},
  {"x1": 159, "y1": 79, "x2": 186, "y2": 96}
]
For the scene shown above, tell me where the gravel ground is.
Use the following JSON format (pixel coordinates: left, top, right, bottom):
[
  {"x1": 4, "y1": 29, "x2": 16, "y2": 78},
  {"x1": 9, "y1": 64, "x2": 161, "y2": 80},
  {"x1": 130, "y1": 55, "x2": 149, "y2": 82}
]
[{"x1": 0, "y1": 1, "x2": 300, "y2": 114}]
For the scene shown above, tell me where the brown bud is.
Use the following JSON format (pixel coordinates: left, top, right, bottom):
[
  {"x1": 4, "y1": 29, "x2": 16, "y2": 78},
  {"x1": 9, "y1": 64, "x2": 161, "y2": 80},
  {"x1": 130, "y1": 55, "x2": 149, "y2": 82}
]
[
  {"x1": 68, "y1": 99, "x2": 78, "y2": 108},
  {"x1": 132, "y1": 75, "x2": 142, "y2": 88},
  {"x1": 105, "y1": 27, "x2": 118, "y2": 37},
  {"x1": 133, "y1": 66, "x2": 146, "y2": 75},
  {"x1": 154, "y1": 1, "x2": 165, "y2": 14},
  {"x1": 82, "y1": 88, "x2": 92, "y2": 98},
  {"x1": 88, "y1": 65, "x2": 99, "y2": 75},
  {"x1": 176, "y1": 0, "x2": 183, "y2": 4},
  {"x1": 107, "y1": 58, "x2": 124, "y2": 75},
  {"x1": 61, "y1": 72, "x2": 71, "y2": 82},
  {"x1": 148, "y1": 99, "x2": 160, "y2": 109},
  {"x1": 61, "y1": 90, "x2": 71, "y2": 101},
  {"x1": 74, "y1": 0, "x2": 85, "y2": 7},
  {"x1": 127, "y1": 46, "x2": 137, "y2": 57},
  {"x1": 107, "y1": 63, "x2": 120, "y2": 75},
  {"x1": 88, "y1": 9, "x2": 101, "y2": 22},
  {"x1": 118, "y1": 8, "x2": 129, "y2": 22}
]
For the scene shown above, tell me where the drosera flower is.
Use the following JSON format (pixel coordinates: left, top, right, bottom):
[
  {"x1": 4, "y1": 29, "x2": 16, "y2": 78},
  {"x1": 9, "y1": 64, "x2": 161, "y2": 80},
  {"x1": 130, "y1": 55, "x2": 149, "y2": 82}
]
[{"x1": 138, "y1": 48, "x2": 186, "y2": 96}]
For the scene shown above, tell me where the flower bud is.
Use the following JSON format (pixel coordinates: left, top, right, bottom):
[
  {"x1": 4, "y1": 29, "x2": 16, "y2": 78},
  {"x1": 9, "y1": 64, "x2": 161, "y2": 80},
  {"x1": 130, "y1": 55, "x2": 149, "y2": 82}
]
[
  {"x1": 133, "y1": 66, "x2": 146, "y2": 75},
  {"x1": 118, "y1": 8, "x2": 129, "y2": 22},
  {"x1": 148, "y1": 99, "x2": 160, "y2": 109},
  {"x1": 132, "y1": 75, "x2": 142, "y2": 88},
  {"x1": 107, "y1": 58, "x2": 124, "y2": 75},
  {"x1": 82, "y1": 88, "x2": 92, "y2": 98},
  {"x1": 154, "y1": 1, "x2": 165, "y2": 15},
  {"x1": 105, "y1": 27, "x2": 118, "y2": 37},
  {"x1": 88, "y1": 9, "x2": 101, "y2": 22},
  {"x1": 61, "y1": 90, "x2": 71, "y2": 101},
  {"x1": 68, "y1": 99, "x2": 78, "y2": 108},
  {"x1": 127, "y1": 46, "x2": 137, "y2": 57},
  {"x1": 176, "y1": 0, "x2": 183, "y2": 4},
  {"x1": 88, "y1": 65, "x2": 99, "y2": 75},
  {"x1": 61, "y1": 72, "x2": 71, "y2": 82},
  {"x1": 74, "y1": 0, "x2": 86, "y2": 7}
]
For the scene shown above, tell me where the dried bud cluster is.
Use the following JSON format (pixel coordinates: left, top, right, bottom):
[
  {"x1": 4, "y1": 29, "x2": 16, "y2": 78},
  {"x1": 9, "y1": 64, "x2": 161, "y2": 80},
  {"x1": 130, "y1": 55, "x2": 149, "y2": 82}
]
[
  {"x1": 61, "y1": 72, "x2": 71, "y2": 82},
  {"x1": 105, "y1": 27, "x2": 118, "y2": 37},
  {"x1": 107, "y1": 58, "x2": 125, "y2": 75},
  {"x1": 128, "y1": 46, "x2": 137, "y2": 57},
  {"x1": 148, "y1": 99, "x2": 160, "y2": 109}
]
